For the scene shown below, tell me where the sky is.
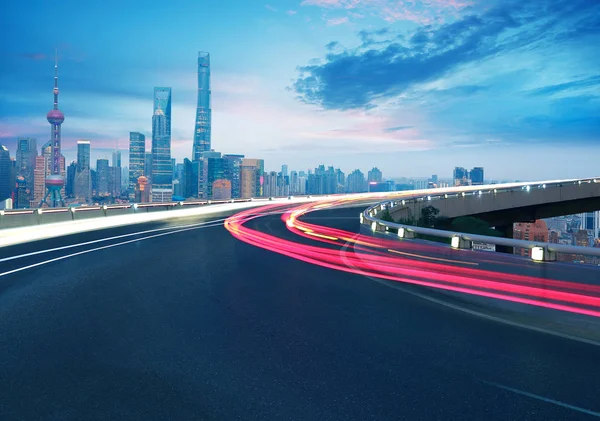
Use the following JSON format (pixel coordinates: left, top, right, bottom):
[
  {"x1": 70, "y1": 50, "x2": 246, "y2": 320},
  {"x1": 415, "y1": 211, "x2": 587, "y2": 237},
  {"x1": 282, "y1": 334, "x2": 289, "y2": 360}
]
[{"x1": 1, "y1": 0, "x2": 599, "y2": 180}]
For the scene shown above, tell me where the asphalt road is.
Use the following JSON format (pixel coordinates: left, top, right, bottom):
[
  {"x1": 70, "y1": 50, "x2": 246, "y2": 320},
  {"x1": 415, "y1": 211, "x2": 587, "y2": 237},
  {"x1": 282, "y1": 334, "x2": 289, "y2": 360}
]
[{"x1": 1, "y1": 205, "x2": 599, "y2": 420}]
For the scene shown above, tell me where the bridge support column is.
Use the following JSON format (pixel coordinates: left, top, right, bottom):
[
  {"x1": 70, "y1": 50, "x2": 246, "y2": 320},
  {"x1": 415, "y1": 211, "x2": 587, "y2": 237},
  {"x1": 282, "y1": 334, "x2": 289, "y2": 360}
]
[{"x1": 495, "y1": 224, "x2": 514, "y2": 254}]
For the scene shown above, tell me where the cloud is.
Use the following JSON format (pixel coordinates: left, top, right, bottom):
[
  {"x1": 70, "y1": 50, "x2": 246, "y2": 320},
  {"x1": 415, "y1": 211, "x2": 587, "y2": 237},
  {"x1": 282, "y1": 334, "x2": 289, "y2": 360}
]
[
  {"x1": 327, "y1": 16, "x2": 349, "y2": 25},
  {"x1": 384, "y1": 125, "x2": 414, "y2": 132},
  {"x1": 292, "y1": 0, "x2": 600, "y2": 111},
  {"x1": 286, "y1": 10, "x2": 298, "y2": 15},
  {"x1": 265, "y1": 4, "x2": 277, "y2": 12},
  {"x1": 18, "y1": 53, "x2": 49, "y2": 61},
  {"x1": 526, "y1": 75, "x2": 600, "y2": 96},
  {"x1": 301, "y1": 0, "x2": 475, "y2": 23}
]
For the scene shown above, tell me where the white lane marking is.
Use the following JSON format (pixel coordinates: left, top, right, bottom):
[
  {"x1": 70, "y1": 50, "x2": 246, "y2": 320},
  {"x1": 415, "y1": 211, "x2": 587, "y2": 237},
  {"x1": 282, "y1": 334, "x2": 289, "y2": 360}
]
[
  {"x1": 338, "y1": 233, "x2": 600, "y2": 347},
  {"x1": 0, "y1": 218, "x2": 228, "y2": 263},
  {"x1": 0, "y1": 208, "x2": 289, "y2": 264},
  {"x1": 0, "y1": 225, "x2": 213, "y2": 278},
  {"x1": 483, "y1": 381, "x2": 600, "y2": 418},
  {"x1": 0, "y1": 208, "x2": 291, "y2": 277}
]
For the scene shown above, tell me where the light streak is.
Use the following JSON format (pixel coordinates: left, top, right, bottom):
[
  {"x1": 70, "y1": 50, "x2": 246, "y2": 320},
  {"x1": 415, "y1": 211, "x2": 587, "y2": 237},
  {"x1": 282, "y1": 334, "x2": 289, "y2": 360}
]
[{"x1": 225, "y1": 200, "x2": 600, "y2": 319}]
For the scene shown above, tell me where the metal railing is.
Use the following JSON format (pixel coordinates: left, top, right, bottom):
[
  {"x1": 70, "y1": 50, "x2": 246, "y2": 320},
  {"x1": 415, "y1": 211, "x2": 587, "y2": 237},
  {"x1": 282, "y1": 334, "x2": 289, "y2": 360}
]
[
  {"x1": 0, "y1": 192, "x2": 363, "y2": 231},
  {"x1": 360, "y1": 178, "x2": 600, "y2": 262}
]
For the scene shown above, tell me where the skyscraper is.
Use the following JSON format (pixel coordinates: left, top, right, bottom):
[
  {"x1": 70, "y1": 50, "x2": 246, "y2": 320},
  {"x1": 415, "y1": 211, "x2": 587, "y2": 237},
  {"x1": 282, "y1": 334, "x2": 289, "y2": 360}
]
[
  {"x1": 112, "y1": 150, "x2": 122, "y2": 168},
  {"x1": 15, "y1": 137, "x2": 37, "y2": 202},
  {"x1": 151, "y1": 93, "x2": 172, "y2": 202},
  {"x1": 367, "y1": 167, "x2": 382, "y2": 183},
  {"x1": 453, "y1": 167, "x2": 469, "y2": 186},
  {"x1": 96, "y1": 158, "x2": 110, "y2": 196},
  {"x1": 0, "y1": 145, "x2": 11, "y2": 201},
  {"x1": 240, "y1": 159, "x2": 264, "y2": 198},
  {"x1": 74, "y1": 140, "x2": 91, "y2": 202},
  {"x1": 193, "y1": 52, "x2": 211, "y2": 160},
  {"x1": 223, "y1": 154, "x2": 244, "y2": 198},
  {"x1": 40, "y1": 52, "x2": 66, "y2": 207},
  {"x1": 128, "y1": 132, "x2": 145, "y2": 199},
  {"x1": 153, "y1": 87, "x2": 171, "y2": 136},
  {"x1": 469, "y1": 167, "x2": 484, "y2": 185}
]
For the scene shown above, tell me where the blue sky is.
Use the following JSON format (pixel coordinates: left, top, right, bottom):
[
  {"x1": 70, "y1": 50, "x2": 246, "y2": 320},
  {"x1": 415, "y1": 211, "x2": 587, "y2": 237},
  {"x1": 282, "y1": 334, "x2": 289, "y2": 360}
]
[{"x1": 1, "y1": 0, "x2": 599, "y2": 180}]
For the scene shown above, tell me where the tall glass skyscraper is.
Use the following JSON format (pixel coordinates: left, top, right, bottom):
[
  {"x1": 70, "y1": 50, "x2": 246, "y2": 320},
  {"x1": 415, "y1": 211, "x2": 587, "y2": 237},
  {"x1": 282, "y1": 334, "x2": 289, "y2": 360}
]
[
  {"x1": 0, "y1": 145, "x2": 11, "y2": 202},
  {"x1": 128, "y1": 132, "x2": 145, "y2": 199},
  {"x1": 74, "y1": 140, "x2": 91, "y2": 202},
  {"x1": 151, "y1": 89, "x2": 172, "y2": 202},
  {"x1": 193, "y1": 52, "x2": 211, "y2": 160},
  {"x1": 153, "y1": 87, "x2": 171, "y2": 136}
]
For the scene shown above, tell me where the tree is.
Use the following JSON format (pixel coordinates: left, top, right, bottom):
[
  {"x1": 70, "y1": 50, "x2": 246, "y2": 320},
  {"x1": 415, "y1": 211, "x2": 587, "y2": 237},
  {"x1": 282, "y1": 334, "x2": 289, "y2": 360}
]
[
  {"x1": 419, "y1": 205, "x2": 440, "y2": 228},
  {"x1": 380, "y1": 208, "x2": 394, "y2": 223}
]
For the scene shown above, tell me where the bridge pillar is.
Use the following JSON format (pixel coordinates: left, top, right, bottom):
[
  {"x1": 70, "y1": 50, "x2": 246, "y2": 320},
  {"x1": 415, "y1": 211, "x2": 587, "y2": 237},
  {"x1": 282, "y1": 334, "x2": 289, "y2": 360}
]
[{"x1": 495, "y1": 224, "x2": 514, "y2": 254}]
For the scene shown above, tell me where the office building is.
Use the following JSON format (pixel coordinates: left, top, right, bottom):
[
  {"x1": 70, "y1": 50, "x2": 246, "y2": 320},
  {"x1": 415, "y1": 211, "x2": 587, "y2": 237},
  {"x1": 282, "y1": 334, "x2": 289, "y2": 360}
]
[
  {"x1": 469, "y1": 167, "x2": 484, "y2": 185},
  {"x1": 183, "y1": 158, "x2": 203, "y2": 199},
  {"x1": 14, "y1": 176, "x2": 29, "y2": 208},
  {"x1": 202, "y1": 152, "x2": 225, "y2": 199},
  {"x1": 15, "y1": 137, "x2": 37, "y2": 202},
  {"x1": 223, "y1": 154, "x2": 244, "y2": 198},
  {"x1": 74, "y1": 140, "x2": 92, "y2": 202},
  {"x1": 0, "y1": 145, "x2": 11, "y2": 201},
  {"x1": 153, "y1": 87, "x2": 171, "y2": 136},
  {"x1": 212, "y1": 179, "x2": 232, "y2": 200},
  {"x1": 580, "y1": 211, "x2": 599, "y2": 239},
  {"x1": 151, "y1": 90, "x2": 172, "y2": 202},
  {"x1": 281, "y1": 165, "x2": 288, "y2": 178},
  {"x1": 513, "y1": 220, "x2": 549, "y2": 257},
  {"x1": 112, "y1": 150, "x2": 122, "y2": 168},
  {"x1": 144, "y1": 152, "x2": 153, "y2": 178},
  {"x1": 96, "y1": 158, "x2": 110, "y2": 196},
  {"x1": 192, "y1": 52, "x2": 212, "y2": 160},
  {"x1": 240, "y1": 159, "x2": 264, "y2": 198},
  {"x1": 453, "y1": 167, "x2": 469, "y2": 186},
  {"x1": 66, "y1": 161, "x2": 76, "y2": 197}
]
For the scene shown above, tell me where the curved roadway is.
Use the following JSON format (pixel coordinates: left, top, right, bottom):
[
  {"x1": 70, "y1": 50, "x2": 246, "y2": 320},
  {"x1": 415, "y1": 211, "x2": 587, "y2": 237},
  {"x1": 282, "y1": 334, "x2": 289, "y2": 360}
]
[{"x1": 1, "y1": 203, "x2": 600, "y2": 420}]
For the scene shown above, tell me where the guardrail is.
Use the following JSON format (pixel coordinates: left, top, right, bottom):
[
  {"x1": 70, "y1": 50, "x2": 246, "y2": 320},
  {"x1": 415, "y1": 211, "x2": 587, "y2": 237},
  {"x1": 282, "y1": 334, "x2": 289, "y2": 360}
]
[
  {"x1": 360, "y1": 178, "x2": 600, "y2": 262},
  {"x1": 0, "y1": 193, "x2": 359, "y2": 231}
]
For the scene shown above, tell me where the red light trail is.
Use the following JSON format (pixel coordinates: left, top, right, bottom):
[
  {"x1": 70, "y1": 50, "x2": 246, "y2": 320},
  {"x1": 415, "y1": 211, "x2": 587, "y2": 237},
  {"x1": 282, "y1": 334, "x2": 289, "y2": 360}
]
[{"x1": 224, "y1": 200, "x2": 600, "y2": 318}]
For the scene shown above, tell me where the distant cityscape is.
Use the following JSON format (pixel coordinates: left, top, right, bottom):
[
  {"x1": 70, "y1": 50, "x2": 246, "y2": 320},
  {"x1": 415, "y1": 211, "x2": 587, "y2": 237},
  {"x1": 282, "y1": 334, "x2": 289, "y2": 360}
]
[{"x1": 0, "y1": 50, "x2": 598, "y2": 261}]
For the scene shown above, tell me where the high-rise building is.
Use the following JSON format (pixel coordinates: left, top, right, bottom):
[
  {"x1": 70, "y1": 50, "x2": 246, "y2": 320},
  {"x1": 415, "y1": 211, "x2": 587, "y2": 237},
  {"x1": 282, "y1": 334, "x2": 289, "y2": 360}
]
[
  {"x1": 223, "y1": 154, "x2": 244, "y2": 198},
  {"x1": 0, "y1": 145, "x2": 11, "y2": 201},
  {"x1": 74, "y1": 140, "x2": 92, "y2": 202},
  {"x1": 40, "y1": 53, "x2": 66, "y2": 207},
  {"x1": 240, "y1": 159, "x2": 264, "y2": 198},
  {"x1": 96, "y1": 158, "x2": 110, "y2": 196},
  {"x1": 192, "y1": 52, "x2": 212, "y2": 160},
  {"x1": 281, "y1": 165, "x2": 288, "y2": 178},
  {"x1": 151, "y1": 91, "x2": 172, "y2": 202},
  {"x1": 15, "y1": 137, "x2": 37, "y2": 202},
  {"x1": 66, "y1": 161, "x2": 76, "y2": 197},
  {"x1": 153, "y1": 87, "x2": 172, "y2": 136},
  {"x1": 34, "y1": 141, "x2": 66, "y2": 207},
  {"x1": 469, "y1": 167, "x2": 484, "y2": 185},
  {"x1": 212, "y1": 179, "x2": 232, "y2": 200},
  {"x1": 453, "y1": 167, "x2": 469, "y2": 186},
  {"x1": 513, "y1": 220, "x2": 549, "y2": 257},
  {"x1": 202, "y1": 152, "x2": 225, "y2": 199},
  {"x1": 347, "y1": 169, "x2": 367, "y2": 193},
  {"x1": 128, "y1": 132, "x2": 145, "y2": 199},
  {"x1": 580, "y1": 211, "x2": 599, "y2": 239},
  {"x1": 367, "y1": 167, "x2": 382, "y2": 183},
  {"x1": 14, "y1": 176, "x2": 29, "y2": 209},
  {"x1": 112, "y1": 150, "x2": 122, "y2": 168},
  {"x1": 183, "y1": 158, "x2": 203, "y2": 199},
  {"x1": 144, "y1": 152, "x2": 153, "y2": 178}
]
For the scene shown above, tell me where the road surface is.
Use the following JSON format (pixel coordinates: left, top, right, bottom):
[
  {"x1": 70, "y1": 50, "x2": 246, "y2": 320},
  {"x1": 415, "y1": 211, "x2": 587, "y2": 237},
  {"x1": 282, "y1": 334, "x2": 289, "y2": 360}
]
[{"x1": 1, "y1": 205, "x2": 599, "y2": 420}]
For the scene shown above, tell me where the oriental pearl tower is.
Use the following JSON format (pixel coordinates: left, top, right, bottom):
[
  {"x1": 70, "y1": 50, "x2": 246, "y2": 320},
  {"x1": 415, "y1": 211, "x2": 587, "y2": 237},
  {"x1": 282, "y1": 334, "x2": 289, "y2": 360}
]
[{"x1": 40, "y1": 51, "x2": 66, "y2": 207}]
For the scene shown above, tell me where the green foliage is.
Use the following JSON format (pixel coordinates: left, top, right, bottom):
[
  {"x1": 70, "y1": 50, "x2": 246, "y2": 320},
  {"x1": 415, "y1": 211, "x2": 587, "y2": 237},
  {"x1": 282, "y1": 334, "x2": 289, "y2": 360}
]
[
  {"x1": 449, "y1": 216, "x2": 502, "y2": 237},
  {"x1": 380, "y1": 208, "x2": 394, "y2": 223},
  {"x1": 419, "y1": 205, "x2": 440, "y2": 228}
]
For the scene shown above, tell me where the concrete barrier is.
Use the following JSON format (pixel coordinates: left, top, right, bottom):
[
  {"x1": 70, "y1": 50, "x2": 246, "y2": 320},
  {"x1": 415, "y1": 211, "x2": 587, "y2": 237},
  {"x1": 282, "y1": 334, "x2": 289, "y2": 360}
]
[
  {"x1": 38, "y1": 209, "x2": 73, "y2": 224},
  {"x1": 0, "y1": 211, "x2": 39, "y2": 228},
  {"x1": 71, "y1": 208, "x2": 105, "y2": 221}
]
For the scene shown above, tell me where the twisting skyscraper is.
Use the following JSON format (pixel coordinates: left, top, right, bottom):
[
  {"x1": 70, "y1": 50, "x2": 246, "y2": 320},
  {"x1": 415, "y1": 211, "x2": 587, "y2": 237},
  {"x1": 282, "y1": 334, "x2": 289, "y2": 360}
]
[
  {"x1": 40, "y1": 51, "x2": 66, "y2": 207},
  {"x1": 193, "y1": 52, "x2": 211, "y2": 160}
]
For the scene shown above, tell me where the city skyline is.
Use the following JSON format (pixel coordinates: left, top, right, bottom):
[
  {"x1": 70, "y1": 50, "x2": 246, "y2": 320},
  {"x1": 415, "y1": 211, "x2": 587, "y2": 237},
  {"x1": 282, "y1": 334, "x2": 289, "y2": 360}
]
[{"x1": 1, "y1": 0, "x2": 599, "y2": 179}]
